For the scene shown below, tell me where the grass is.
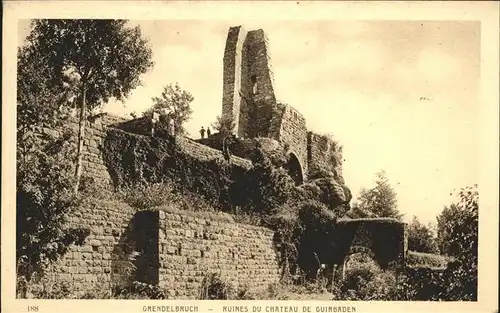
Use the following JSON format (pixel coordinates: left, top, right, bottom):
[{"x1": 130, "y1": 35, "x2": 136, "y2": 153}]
[{"x1": 406, "y1": 250, "x2": 451, "y2": 269}]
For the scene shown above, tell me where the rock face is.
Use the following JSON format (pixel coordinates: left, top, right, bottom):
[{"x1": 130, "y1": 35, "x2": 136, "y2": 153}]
[{"x1": 301, "y1": 177, "x2": 352, "y2": 216}]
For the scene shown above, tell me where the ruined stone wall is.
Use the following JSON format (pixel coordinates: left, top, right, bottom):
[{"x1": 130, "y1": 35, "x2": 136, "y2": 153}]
[
  {"x1": 46, "y1": 199, "x2": 137, "y2": 292},
  {"x1": 222, "y1": 27, "x2": 277, "y2": 139},
  {"x1": 157, "y1": 210, "x2": 280, "y2": 298},
  {"x1": 307, "y1": 132, "x2": 345, "y2": 184},
  {"x1": 47, "y1": 202, "x2": 281, "y2": 299},
  {"x1": 35, "y1": 113, "x2": 127, "y2": 185},
  {"x1": 38, "y1": 113, "x2": 256, "y2": 188},
  {"x1": 175, "y1": 136, "x2": 252, "y2": 170},
  {"x1": 335, "y1": 218, "x2": 407, "y2": 269},
  {"x1": 242, "y1": 30, "x2": 277, "y2": 138},
  {"x1": 271, "y1": 104, "x2": 308, "y2": 181},
  {"x1": 222, "y1": 26, "x2": 247, "y2": 138},
  {"x1": 245, "y1": 30, "x2": 276, "y2": 105}
]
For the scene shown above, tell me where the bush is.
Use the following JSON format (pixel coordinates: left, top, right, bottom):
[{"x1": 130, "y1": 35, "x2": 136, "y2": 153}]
[
  {"x1": 406, "y1": 251, "x2": 450, "y2": 269},
  {"x1": 264, "y1": 200, "x2": 339, "y2": 282},
  {"x1": 16, "y1": 130, "x2": 90, "y2": 288},
  {"x1": 338, "y1": 254, "x2": 399, "y2": 301},
  {"x1": 241, "y1": 146, "x2": 299, "y2": 215},
  {"x1": 199, "y1": 273, "x2": 234, "y2": 300},
  {"x1": 118, "y1": 181, "x2": 214, "y2": 212},
  {"x1": 115, "y1": 281, "x2": 168, "y2": 299}
]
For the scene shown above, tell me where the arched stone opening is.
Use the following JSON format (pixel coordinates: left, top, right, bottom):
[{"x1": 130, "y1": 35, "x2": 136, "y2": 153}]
[
  {"x1": 341, "y1": 246, "x2": 377, "y2": 280},
  {"x1": 285, "y1": 152, "x2": 304, "y2": 186}
]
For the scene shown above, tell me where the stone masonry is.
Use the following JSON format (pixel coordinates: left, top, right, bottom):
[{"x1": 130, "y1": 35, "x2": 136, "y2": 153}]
[
  {"x1": 221, "y1": 25, "x2": 343, "y2": 186},
  {"x1": 36, "y1": 113, "x2": 127, "y2": 185},
  {"x1": 49, "y1": 201, "x2": 281, "y2": 299}
]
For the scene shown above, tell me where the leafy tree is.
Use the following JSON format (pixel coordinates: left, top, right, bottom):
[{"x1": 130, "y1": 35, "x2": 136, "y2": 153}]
[
  {"x1": 407, "y1": 216, "x2": 439, "y2": 253},
  {"x1": 435, "y1": 185, "x2": 478, "y2": 300},
  {"x1": 357, "y1": 170, "x2": 403, "y2": 220},
  {"x1": 212, "y1": 114, "x2": 235, "y2": 137},
  {"x1": 16, "y1": 131, "x2": 90, "y2": 285},
  {"x1": 24, "y1": 19, "x2": 154, "y2": 194},
  {"x1": 17, "y1": 39, "x2": 90, "y2": 290},
  {"x1": 145, "y1": 83, "x2": 194, "y2": 135},
  {"x1": 343, "y1": 201, "x2": 375, "y2": 219},
  {"x1": 398, "y1": 185, "x2": 479, "y2": 301},
  {"x1": 17, "y1": 44, "x2": 77, "y2": 139}
]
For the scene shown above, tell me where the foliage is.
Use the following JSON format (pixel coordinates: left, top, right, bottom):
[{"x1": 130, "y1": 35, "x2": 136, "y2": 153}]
[
  {"x1": 300, "y1": 178, "x2": 351, "y2": 215},
  {"x1": 296, "y1": 201, "x2": 339, "y2": 280},
  {"x1": 199, "y1": 273, "x2": 234, "y2": 300},
  {"x1": 22, "y1": 276, "x2": 76, "y2": 299},
  {"x1": 23, "y1": 19, "x2": 154, "y2": 192},
  {"x1": 434, "y1": 185, "x2": 478, "y2": 300},
  {"x1": 212, "y1": 114, "x2": 235, "y2": 137},
  {"x1": 17, "y1": 43, "x2": 76, "y2": 138},
  {"x1": 243, "y1": 282, "x2": 333, "y2": 300},
  {"x1": 145, "y1": 83, "x2": 194, "y2": 135},
  {"x1": 407, "y1": 215, "x2": 439, "y2": 253},
  {"x1": 339, "y1": 254, "x2": 398, "y2": 300},
  {"x1": 115, "y1": 281, "x2": 168, "y2": 299},
  {"x1": 391, "y1": 185, "x2": 479, "y2": 301},
  {"x1": 406, "y1": 251, "x2": 450, "y2": 269},
  {"x1": 357, "y1": 170, "x2": 403, "y2": 220},
  {"x1": 263, "y1": 201, "x2": 339, "y2": 282},
  {"x1": 24, "y1": 19, "x2": 153, "y2": 111},
  {"x1": 241, "y1": 147, "x2": 299, "y2": 215},
  {"x1": 16, "y1": 130, "x2": 90, "y2": 283},
  {"x1": 102, "y1": 129, "x2": 243, "y2": 210},
  {"x1": 342, "y1": 201, "x2": 375, "y2": 219},
  {"x1": 119, "y1": 182, "x2": 213, "y2": 212},
  {"x1": 17, "y1": 23, "x2": 95, "y2": 289}
]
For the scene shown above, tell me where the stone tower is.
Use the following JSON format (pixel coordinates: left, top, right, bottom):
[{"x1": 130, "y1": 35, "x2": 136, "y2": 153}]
[{"x1": 221, "y1": 26, "x2": 277, "y2": 138}]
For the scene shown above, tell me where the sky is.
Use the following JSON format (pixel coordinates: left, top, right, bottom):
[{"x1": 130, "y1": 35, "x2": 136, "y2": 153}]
[{"x1": 17, "y1": 20, "x2": 481, "y2": 225}]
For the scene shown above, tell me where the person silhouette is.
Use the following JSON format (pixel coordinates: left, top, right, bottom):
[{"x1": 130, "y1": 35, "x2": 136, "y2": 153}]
[
  {"x1": 200, "y1": 126, "x2": 206, "y2": 139},
  {"x1": 206, "y1": 127, "x2": 211, "y2": 137}
]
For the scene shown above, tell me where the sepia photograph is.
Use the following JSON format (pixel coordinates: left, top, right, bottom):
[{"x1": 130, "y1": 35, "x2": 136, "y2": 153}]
[{"x1": 2, "y1": 1, "x2": 499, "y2": 313}]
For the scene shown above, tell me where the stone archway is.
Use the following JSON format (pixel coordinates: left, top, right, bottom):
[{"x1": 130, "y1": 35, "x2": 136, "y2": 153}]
[
  {"x1": 285, "y1": 152, "x2": 304, "y2": 186},
  {"x1": 341, "y1": 245, "x2": 376, "y2": 279}
]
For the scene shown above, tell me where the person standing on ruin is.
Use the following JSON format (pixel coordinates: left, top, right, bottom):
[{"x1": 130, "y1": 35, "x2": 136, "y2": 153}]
[
  {"x1": 200, "y1": 126, "x2": 206, "y2": 139},
  {"x1": 206, "y1": 127, "x2": 211, "y2": 137}
]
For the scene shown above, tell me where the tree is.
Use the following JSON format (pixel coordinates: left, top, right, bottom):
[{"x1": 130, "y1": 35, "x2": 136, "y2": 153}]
[
  {"x1": 212, "y1": 114, "x2": 235, "y2": 137},
  {"x1": 435, "y1": 185, "x2": 478, "y2": 300},
  {"x1": 407, "y1": 216, "x2": 439, "y2": 253},
  {"x1": 145, "y1": 83, "x2": 194, "y2": 135},
  {"x1": 24, "y1": 19, "x2": 154, "y2": 194},
  {"x1": 357, "y1": 170, "x2": 403, "y2": 220},
  {"x1": 16, "y1": 131, "x2": 90, "y2": 287},
  {"x1": 343, "y1": 201, "x2": 375, "y2": 219},
  {"x1": 17, "y1": 39, "x2": 90, "y2": 291}
]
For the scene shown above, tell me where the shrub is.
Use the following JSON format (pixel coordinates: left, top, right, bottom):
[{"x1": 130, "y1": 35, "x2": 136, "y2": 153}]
[
  {"x1": 16, "y1": 130, "x2": 90, "y2": 289},
  {"x1": 199, "y1": 273, "x2": 234, "y2": 300},
  {"x1": 23, "y1": 276, "x2": 75, "y2": 299},
  {"x1": 407, "y1": 216, "x2": 439, "y2": 254},
  {"x1": 241, "y1": 146, "x2": 298, "y2": 215},
  {"x1": 434, "y1": 185, "x2": 478, "y2": 301},
  {"x1": 115, "y1": 281, "x2": 168, "y2": 299},
  {"x1": 338, "y1": 254, "x2": 399, "y2": 301},
  {"x1": 406, "y1": 251, "x2": 450, "y2": 269}
]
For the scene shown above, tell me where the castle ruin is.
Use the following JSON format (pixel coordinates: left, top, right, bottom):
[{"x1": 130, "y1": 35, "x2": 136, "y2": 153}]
[{"x1": 219, "y1": 26, "x2": 345, "y2": 187}]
